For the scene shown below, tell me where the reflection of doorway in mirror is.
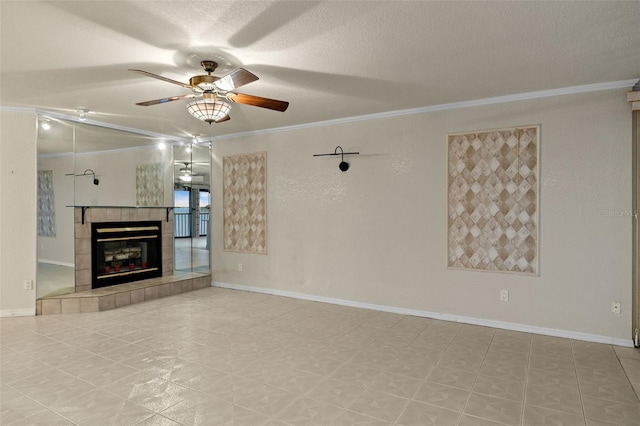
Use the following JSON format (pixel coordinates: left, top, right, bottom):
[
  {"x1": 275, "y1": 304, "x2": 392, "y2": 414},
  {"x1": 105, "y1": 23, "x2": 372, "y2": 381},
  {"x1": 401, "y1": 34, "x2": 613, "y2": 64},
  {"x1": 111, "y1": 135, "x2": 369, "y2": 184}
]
[
  {"x1": 200, "y1": 190, "x2": 210, "y2": 249},
  {"x1": 173, "y1": 142, "x2": 211, "y2": 273},
  {"x1": 174, "y1": 188, "x2": 192, "y2": 271}
]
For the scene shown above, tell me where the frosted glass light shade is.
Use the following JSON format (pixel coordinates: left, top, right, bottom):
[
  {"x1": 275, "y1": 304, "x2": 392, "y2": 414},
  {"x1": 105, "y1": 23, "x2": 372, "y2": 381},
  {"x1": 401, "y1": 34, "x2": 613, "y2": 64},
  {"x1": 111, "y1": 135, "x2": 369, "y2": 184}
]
[{"x1": 186, "y1": 98, "x2": 231, "y2": 124}]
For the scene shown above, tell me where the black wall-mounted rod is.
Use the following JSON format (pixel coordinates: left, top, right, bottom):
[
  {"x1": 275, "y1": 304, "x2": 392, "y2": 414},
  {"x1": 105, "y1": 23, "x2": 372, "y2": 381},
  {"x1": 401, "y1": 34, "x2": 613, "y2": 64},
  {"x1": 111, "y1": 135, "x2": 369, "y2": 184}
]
[{"x1": 313, "y1": 146, "x2": 359, "y2": 157}]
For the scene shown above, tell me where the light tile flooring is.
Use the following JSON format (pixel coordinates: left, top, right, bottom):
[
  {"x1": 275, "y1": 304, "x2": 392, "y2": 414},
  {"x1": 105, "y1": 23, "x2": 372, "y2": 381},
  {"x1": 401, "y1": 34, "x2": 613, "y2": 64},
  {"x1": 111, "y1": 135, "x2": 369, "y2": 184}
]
[{"x1": 1, "y1": 288, "x2": 639, "y2": 426}]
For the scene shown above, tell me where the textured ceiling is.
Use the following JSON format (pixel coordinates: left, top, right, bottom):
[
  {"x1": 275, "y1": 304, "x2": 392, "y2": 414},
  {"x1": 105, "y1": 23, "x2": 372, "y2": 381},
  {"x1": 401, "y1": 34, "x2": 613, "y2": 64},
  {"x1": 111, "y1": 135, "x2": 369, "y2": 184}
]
[{"x1": 1, "y1": 1, "x2": 639, "y2": 142}]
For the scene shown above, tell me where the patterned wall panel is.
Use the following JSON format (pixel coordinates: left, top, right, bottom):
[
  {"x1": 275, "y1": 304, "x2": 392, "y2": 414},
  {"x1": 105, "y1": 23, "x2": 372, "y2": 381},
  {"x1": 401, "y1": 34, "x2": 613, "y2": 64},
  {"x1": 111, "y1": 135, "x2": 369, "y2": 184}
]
[
  {"x1": 447, "y1": 126, "x2": 539, "y2": 274},
  {"x1": 223, "y1": 152, "x2": 267, "y2": 254},
  {"x1": 136, "y1": 163, "x2": 164, "y2": 206},
  {"x1": 37, "y1": 170, "x2": 56, "y2": 236}
]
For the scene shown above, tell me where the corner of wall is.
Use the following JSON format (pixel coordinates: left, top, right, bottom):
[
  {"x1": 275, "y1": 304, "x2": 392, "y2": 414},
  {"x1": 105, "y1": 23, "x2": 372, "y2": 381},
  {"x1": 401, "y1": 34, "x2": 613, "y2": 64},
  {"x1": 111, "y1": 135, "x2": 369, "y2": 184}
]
[{"x1": 0, "y1": 110, "x2": 38, "y2": 314}]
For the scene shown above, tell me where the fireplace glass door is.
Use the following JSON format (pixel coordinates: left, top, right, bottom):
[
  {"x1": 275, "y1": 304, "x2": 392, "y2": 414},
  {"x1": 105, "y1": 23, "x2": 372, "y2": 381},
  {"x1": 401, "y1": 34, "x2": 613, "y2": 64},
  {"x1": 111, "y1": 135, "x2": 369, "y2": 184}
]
[{"x1": 92, "y1": 221, "x2": 162, "y2": 289}]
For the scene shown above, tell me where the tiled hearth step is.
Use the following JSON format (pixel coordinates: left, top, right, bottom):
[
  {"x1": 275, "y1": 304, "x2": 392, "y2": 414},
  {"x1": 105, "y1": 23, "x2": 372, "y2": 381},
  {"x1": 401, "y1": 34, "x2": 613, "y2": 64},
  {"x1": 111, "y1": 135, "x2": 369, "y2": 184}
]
[{"x1": 37, "y1": 272, "x2": 211, "y2": 315}]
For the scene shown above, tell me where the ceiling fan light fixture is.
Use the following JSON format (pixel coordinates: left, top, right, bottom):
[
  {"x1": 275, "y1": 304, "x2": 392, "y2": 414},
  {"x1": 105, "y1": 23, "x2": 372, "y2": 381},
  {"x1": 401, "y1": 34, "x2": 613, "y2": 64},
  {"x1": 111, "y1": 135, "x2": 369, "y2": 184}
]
[{"x1": 186, "y1": 96, "x2": 231, "y2": 124}]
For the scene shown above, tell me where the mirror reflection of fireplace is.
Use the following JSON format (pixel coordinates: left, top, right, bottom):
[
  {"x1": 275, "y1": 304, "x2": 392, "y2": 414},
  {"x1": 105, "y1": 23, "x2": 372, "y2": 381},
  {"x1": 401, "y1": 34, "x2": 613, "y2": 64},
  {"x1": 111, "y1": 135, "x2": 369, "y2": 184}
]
[{"x1": 91, "y1": 221, "x2": 162, "y2": 289}]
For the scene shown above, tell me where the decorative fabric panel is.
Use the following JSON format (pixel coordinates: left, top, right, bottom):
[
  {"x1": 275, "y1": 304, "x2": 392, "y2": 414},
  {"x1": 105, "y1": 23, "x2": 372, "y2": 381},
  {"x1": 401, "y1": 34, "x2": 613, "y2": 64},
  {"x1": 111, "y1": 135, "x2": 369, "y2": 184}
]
[
  {"x1": 223, "y1": 152, "x2": 267, "y2": 254},
  {"x1": 136, "y1": 163, "x2": 164, "y2": 206},
  {"x1": 37, "y1": 170, "x2": 56, "y2": 236},
  {"x1": 447, "y1": 126, "x2": 539, "y2": 274}
]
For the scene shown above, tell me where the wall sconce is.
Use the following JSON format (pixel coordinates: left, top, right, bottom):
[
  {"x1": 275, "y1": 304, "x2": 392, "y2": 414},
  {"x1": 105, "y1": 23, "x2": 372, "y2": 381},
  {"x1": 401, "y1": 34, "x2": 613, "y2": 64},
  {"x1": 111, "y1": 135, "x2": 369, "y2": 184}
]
[
  {"x1": 65, "y1": 169, "x2": 99, "y2": 185},
  {"x1": 86, "y1": 169, "x2": 99, "y2": 185},
  {"x1": 313, "y1": 146, "x2": 360, "y2": 172}
]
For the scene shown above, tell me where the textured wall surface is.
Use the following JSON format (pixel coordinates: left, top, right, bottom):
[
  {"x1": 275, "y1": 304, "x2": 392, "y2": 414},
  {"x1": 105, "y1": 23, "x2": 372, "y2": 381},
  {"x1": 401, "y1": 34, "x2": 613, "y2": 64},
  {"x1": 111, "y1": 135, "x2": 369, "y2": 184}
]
[
  {"x1": 1, "y1": 111, "x2": 37, "y2": 315},
  {"x1": 211, "y1": 89, "x2": 632, "y2": 341}
]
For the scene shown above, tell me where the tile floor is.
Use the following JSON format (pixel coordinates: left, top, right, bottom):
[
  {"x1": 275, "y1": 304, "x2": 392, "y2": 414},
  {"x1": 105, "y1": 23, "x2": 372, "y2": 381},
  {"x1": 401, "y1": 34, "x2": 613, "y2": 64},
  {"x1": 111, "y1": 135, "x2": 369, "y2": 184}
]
[{"x1": 1, "y1": 287, "x2": 639, "y2": 426}]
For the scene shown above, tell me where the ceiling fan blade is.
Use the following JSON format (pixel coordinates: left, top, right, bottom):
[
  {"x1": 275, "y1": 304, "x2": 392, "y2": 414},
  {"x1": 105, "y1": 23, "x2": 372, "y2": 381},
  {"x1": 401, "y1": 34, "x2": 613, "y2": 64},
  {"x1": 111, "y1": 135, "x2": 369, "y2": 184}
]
[
  {"x1": 128, "y1": 69, "x2": 192, "y2": 89},
  {"x1": 226, "y1": 92, "x2": 289, "y2": 112},
  {"x1": 135, "y1": 94, "x2": 198, "y2": 106},
  {"x1": 214, "y1": 68, "x2": 259, "y2": 91},
  {"x1": 215, "y1": 114, "x2": 231, "y2": 123}
]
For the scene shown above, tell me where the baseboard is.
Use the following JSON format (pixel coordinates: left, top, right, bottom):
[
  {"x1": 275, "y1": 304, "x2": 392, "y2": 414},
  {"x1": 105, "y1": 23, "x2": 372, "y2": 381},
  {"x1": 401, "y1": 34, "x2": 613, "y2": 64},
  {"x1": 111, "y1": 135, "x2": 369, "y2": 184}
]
[
  {"x1": 0, "y1": 308, "x2": 36, "y2": 317},
  {"x1": 38, "y1": 259, "x2": 75, "y2": 268},
  {"x1": 213, "y1": 281, "x2": 634, "y2": 348}
]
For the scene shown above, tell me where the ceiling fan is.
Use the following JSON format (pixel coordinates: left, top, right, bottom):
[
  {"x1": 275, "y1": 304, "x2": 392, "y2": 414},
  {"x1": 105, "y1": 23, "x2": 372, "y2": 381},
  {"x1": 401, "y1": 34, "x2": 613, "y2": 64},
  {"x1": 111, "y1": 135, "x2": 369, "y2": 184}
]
[
  {"x1": 129, "y1": 61, "x2": 289, "y2": 124},
  {"x1": 176, "y1": 162, "x2": 204, "y2": 182}
]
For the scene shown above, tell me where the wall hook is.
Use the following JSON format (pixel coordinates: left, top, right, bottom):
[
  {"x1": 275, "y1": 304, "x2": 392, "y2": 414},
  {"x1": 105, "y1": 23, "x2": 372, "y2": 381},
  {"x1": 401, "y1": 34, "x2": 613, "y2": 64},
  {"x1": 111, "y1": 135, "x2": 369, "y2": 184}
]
[{"x1": 313, "y1": 146, "x2": 359, "y2": 172}]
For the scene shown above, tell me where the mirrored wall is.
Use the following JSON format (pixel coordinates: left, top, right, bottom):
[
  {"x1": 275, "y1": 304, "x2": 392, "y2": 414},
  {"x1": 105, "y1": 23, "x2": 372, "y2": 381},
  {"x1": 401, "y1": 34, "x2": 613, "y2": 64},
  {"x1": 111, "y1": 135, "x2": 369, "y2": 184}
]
[
  {"x1": 173, "y1": 143, "x2": 211, "y2": 273},
  {"x1": 36, "y1": 117, "x2": 210, "y2": 298}
]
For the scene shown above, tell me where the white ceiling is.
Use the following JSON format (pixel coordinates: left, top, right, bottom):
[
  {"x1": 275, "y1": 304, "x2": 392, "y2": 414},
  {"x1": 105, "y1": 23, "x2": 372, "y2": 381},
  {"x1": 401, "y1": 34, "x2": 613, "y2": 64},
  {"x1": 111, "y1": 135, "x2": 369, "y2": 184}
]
[{"x1": 2, "y1": 1, "x2": 639, "y2": 142}]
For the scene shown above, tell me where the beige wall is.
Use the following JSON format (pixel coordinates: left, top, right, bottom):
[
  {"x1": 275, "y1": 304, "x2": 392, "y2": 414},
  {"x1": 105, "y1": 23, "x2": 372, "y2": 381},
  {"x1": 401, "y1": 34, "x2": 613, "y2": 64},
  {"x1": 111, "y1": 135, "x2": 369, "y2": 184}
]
[
  {"x1": 211, "y1": 89, "x2": 633, "y2": 342},
  {"x1": 1, "y1": 111, "x2": 37, "y2": 315}
]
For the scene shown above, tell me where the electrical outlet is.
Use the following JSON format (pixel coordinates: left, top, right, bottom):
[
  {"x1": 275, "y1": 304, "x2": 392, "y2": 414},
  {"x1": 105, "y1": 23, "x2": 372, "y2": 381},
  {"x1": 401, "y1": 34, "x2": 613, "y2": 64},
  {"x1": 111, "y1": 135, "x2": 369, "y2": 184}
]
[
  {"x1": 611, "y1": 301, "x2": 621, "y2": 314},
  {"x1": 23, "y1": 280, "x2": 33, "y2": 290},
  {"x1": 238, "y1": 263, "x2": 243, "y2": 272},
  {"x1": 500, "y1": 289, "x2": 509, "y2": 302}
]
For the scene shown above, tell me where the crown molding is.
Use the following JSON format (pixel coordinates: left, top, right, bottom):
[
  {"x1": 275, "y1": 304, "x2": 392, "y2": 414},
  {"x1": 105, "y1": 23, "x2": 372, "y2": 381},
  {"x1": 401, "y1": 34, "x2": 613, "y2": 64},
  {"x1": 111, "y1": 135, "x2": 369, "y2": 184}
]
[
  {"x1": 210, "y1": 78, "x2": 638, "y2": 142},
  {"x1": 0, "y1": 106, "x2": 190, "y2": 143},
  {"x1": 4, "y1": 78, "x2": 637, "y2": 144}
]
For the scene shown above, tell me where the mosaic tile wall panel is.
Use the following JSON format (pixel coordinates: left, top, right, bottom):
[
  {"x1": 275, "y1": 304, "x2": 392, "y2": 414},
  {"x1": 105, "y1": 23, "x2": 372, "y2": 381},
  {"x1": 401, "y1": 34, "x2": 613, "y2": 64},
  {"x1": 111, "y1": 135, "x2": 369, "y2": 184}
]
[
  {"x1": 447, "y1": 126, "x2": 539, "y2": 274},
  {"x1": 37, "y1": 170, "x2": 56, "y2": 236},
  {"x1": 136, "y1": 163, "x2": 164, "y2": 206},
  {"x1": 223, "y1": 152, "x2": 267, "y2": 254}
]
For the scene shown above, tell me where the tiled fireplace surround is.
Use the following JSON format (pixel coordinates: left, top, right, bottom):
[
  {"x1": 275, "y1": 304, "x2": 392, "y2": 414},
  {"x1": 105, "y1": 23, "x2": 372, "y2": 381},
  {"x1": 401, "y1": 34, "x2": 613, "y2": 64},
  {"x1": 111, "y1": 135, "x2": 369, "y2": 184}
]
[{"x1": 37, "y1": 207, "x2": 211, "y2": 315}]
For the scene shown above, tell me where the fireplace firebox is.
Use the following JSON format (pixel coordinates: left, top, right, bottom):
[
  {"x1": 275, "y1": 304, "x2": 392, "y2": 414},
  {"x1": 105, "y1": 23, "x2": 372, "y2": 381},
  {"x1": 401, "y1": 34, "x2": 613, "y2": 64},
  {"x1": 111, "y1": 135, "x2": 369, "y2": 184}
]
[{"x1": 91, "y1": 221, "x2": 162, "y2": 289}]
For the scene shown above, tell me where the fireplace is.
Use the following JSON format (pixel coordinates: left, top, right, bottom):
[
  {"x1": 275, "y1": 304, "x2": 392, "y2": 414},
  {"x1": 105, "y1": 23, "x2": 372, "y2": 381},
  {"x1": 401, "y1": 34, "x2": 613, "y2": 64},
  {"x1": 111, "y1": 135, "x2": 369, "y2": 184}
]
[{"x1": 91, "y1": 221, "x2": 162, "y2": 289}]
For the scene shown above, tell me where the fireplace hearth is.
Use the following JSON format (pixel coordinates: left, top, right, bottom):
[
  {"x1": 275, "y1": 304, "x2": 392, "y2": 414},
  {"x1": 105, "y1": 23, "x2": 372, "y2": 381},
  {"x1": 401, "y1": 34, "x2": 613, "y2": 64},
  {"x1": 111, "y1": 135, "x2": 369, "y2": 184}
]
[{"x1": 91, "y1": 221, "x2": 162, "y2": 289}]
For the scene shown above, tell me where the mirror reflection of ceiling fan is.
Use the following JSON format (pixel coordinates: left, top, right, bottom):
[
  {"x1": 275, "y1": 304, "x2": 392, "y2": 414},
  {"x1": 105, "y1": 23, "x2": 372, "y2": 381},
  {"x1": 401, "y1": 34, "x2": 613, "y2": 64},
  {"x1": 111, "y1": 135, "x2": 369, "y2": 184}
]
[
  {"x1": 176, "y1": 162, "x2": 205, "y2": 183},
  {"x1": 129, "y1": 60, "x2": 289, "y2": 124}
]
